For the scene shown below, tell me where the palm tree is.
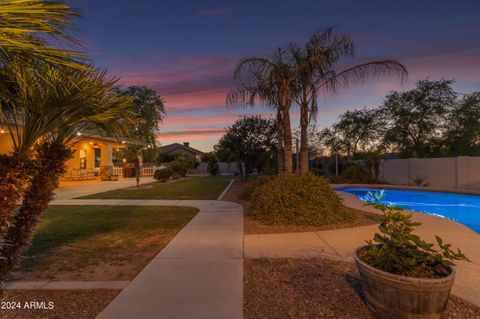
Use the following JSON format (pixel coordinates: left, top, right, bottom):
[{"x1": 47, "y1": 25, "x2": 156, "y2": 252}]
[
  {"x1": 290, "y1": 27, "x2": 408, "y2": 174},
  {"x1": 0, "y1": 0, "x2": 86, "y2": 69},
  {"x1": 0, "y1": 61, "x2": 136, "y2": 281},
  {"x1": 228, "y1": 48, "x2": 297, "y2": 174}
]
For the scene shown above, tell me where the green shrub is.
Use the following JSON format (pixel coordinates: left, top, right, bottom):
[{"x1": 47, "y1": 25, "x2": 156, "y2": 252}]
[
  {"x1": 168, "y1": 155, "x2": 195, "y2": 177},
  {"x1": 363, "y1": 203, "x2": 469, "y2": 278},
  {"x1": 239, "y1": 175, "x2": 274, "y2": 200},
  {"x1": 154, "y1": 168, "x2": 173, "y2": 182},
  {"x1": 328, "y1": 164, "x2": 384, "y2": 184},
  {"x1": 249, "y1": 174, "x2": 354, "y2": 225}
]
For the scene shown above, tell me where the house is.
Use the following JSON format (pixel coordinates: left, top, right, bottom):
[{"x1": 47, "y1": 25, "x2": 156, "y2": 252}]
[
  {"x1": 159, "y1": 142, "x2": 204, "y2": 160},
  {"x1": 0, "y1": 126, "x2": 145, "y2": 181}
]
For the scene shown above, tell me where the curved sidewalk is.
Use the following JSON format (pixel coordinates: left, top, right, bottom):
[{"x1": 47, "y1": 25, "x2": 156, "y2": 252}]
[
  {"x1": 51, "y1": 199, "x2": 243, "y2": 319},
  {"x1": 244, "y1": 192, "x2": 480, "y2": 308}
]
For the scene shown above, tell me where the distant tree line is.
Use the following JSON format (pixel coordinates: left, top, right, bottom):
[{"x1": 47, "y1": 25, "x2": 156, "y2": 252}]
[{"x1": 318, "y1": 79, "x2": 480, "y2": 160}]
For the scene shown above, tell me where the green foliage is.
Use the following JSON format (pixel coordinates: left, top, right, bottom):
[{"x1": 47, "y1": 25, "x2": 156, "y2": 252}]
[
  {"x1": 249, "y1": 174, "x2": 354, "y2": 225},
  {"x1": 239, "y1": 175, "x2": 274, "y2": 200},
  {"x1": 116, "y1": 85, "x2": 166, "y2": 144},
  {"x1": 168, "y1": 155, "x2": 196, "y2": 177},
  {"x1": 0, "y1": 0, "x2": 86, "y2": 70},
  {"x1": 201, "y1": 152, "x2": 220, "y2": 176},
  {"x1": 364, "y1": 205, "x2": 469, "y2": 278},
  {"x1": 215, "y1": 116, "x2": 277, "y2": 180},
  {"x1": 153, "y1": 168, "x2": 173, "y2": 182},
  {"x1": 158, "y1": 152, "x2": 176, "y2": 163},
  {"x1": 339, "y1": 165, "x2": 379, "y2": 184},
  {"x1": 410, "y1": 175, "x2": 430, "y2": 187}
]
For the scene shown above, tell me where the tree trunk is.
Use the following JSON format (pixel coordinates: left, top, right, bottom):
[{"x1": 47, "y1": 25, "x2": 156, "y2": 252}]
[
  {"x1": 134, "y1": 152, "x2": 141, "y2": 187},
  {"x1": 276, "y1": 109, "x2": 284, "y2": 175},
  {"x1": 0, "y1": 141, "x2": 72, "y2": 282},
  {"x1": 238, "y1": 161, "x2": 245, "y2": 182},
  {"x1": 299, "y1": 102, "x2": 309, "y2": 175},
  {"x1": 282, "y1": 106, "x2": 293, "y2": 175},
  {"x1": 0, "y1": 156, "x2": 27, "y2": 247}
]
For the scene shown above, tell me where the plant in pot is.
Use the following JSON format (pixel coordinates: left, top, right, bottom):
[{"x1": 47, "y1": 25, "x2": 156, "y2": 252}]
[{"x1": 354, "y1": 204, "x2": 469, "y2": 319}]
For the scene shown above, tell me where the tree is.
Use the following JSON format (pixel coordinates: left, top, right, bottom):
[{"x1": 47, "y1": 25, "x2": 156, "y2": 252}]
[
  {"x1": 216, "y1": 116, "x2": 277, "y2": 181},
  {"x1": 444, "y1": 92, "x2": 480, "y2": 156},
  {"x1": 115, "y1": 86, "x2": 165, "y2": 186},
  {"x1": 228, "y1": 49, "x2": 296, "y2": 174},
  {"x1": 0, "y1": 62, "x2": 135, "y2": 281},
  {"x1": 290, "y1": 27, "x2": 407, "y2": 174},
  {"x1": 383, "y1": 79, "x2": 457, "y2": 158},
  {"x1": 0, "y1": 0, "x2": 86, "y2": 69},
  {"x1": 201, "y1": 152, "x2": 220, "y2": 176},
  {"x1": 168, "y1": 155, "x2": 197, "y2": 177},
  {"x1": 117, "y1": 85, "x2": 165, "y2": 144}
]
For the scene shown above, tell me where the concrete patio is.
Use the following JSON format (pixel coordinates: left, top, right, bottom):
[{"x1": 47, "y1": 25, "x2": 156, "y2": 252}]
[{"x1": 244, "y1": 191, "x2": 480, "y2": 308}]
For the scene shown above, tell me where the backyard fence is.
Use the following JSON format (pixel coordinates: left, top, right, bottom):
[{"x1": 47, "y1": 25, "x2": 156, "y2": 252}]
[{"x1": 379, "y1": 156, "x2": 480, "y2": 190}]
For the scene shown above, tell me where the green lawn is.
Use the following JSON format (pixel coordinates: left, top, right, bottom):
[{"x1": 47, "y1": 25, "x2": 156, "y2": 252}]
[
  {"x1": 18, "y1": 205, "x2": 198, "y2": 280},
  {"x1": 77, "y1": 176, "x2": 233, "y2": 200}
]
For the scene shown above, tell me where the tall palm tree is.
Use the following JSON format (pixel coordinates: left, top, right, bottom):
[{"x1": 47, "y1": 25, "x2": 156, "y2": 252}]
[
  {"x1": 0, "y1": 61, "x2": 136, "y2": 281},
  {"x1": 0, "y1": 0, "x2": 86, "y2": 69},
  {"x1": 290, "y1": 27, "x2": 408, "y2": 174},
  {"x1": 228, "y1": 48, "x2": 297, "y2": 174},
  {"x1": 227, "y1": 70, "x2": 284, "y2": 174}
]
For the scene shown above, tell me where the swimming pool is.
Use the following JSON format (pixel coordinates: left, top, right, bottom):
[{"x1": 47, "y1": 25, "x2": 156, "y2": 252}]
[{"x1": 338, "y1": 187, "x2": 480, "y2": 234}]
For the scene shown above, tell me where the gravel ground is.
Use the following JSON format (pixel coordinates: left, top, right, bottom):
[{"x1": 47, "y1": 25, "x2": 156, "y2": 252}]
[
  {"x1": 0, "y1": 289, "x2": 119, "y2": 319},
  {"x1": 223, "y1": 180, "x2": 376, "y2": 234},
  {"x1": 244, "y1": 258, "x2": 480, "y2": 319}
]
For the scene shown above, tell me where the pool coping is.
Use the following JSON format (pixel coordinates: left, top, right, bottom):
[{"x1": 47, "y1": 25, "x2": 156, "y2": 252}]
[{"x1": 331, "y1": 183, "x2": 480, "y2": 196}]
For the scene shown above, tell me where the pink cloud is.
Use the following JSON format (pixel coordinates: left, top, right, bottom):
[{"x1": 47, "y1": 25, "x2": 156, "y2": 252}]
[{"x1": 158, "y1": 127, "x2": 226, "y2": 141}]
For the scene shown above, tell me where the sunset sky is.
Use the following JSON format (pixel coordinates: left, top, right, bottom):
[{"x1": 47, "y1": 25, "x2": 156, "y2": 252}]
[{"x1": 67, "y1": 0, "x2": 480, "y2": 152}]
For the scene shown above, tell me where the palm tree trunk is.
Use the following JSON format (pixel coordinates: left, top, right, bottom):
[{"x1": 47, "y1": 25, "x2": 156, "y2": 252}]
[
  {"x1": 0, "y1": 141, "x2": 72, "y2": 282},
  {"x1": 276, "y1": 109, "x2": 284, "y2": 175},
  {"x1": 0, "y1": 156, "x2": 26, "y2": 246},
  {"x1": 299, "y1": 102, "x2": 309, "y2": 175},
  {"x1": 282, "y1": 106, "x2": 293, "y2": 175}
]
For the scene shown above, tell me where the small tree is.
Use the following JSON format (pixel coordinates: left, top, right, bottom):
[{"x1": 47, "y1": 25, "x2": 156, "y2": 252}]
[
  {"x1": 216, "y1": 116, "x2": 277, "y2": 181},
  {"x1": 168, "y1": 155, "x2": 196, "y2": 177},
  {"x1": 201, "y1": 153, "x2": 220, "y2": 176}
]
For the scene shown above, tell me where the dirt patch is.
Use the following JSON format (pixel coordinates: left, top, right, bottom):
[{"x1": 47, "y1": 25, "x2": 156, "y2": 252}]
[
  {"x1": 0, "y1": 289, "x2": 119, "y2": 319},
  {"x1": 222, "y1": 180, "x2": 376, "y2": 234},
  {"x1": 13, "y1": 232, "x2": 177, "y2": 282},
  {"x1": 244, "y1": 258, "x2": 480, "y2": 319}
]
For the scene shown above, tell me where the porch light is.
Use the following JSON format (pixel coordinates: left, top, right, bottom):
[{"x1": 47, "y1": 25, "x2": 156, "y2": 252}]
[
  {"x1": 77, "y1": 131, "x2": 82, "y2": 136},
  {"x1": 0, "y1": 129, "x2": 5, "y2": 134},
  {"x1": 122, "y1": 140, "x2": 126, "y2": 144},
  {"x1": 91, "y1": 142, "x2": 100, "y2": 149}
]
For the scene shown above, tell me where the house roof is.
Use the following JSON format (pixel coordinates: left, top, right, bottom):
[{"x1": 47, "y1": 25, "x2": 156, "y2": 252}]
[{"x1": 159, "y1": 143, "x2": 204, "y2": 156}]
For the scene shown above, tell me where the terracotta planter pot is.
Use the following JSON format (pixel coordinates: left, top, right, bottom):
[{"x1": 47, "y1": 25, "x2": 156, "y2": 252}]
[{"x1": 354, "y1": 246, "x2": 455, "y2": 319}]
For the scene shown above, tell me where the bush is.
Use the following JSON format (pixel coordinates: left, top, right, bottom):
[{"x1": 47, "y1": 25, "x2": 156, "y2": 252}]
[
  {"x1": 328, "y1": 164, "x2": 384, "y2": 184},
  {"x1": 154, "y1": 168, "x2": 173, "y2": 182},
  {"x1": 201, "y1": 152, "x2": 220, "y2": 176},
  {"x1": 168, "y1": 155, "x2": 195, "y2": 177},
  {"x1": 249, "y1": 174, "x2": 354, "y2": 225},
  {"x1": 363, "y1": 203, "x2": 469, "y2": 278},
  {"x1": 239, "y1": 175, "x2": 274, "y2": 200}
]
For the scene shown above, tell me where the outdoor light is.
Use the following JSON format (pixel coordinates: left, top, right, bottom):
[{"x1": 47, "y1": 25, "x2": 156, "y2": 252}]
[
  {"x1": 91, "y1": 142, "x2": 100, "y2": 149},
  {"x1": 0, "y1": 129, "x2": 5, "y2": 134},
  {"x1": 122, "y1": 140, "x2": 126, "y2": 144},
  {"x1": 77, "y1": 131, "x2": 82, "y2": 136}
]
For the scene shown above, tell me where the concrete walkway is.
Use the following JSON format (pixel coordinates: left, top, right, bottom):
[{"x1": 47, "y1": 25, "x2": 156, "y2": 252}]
[
  {"x1": 245, "y1": 192, "x2": 480, "y2": 308},
  {"x1": 55, "y1": 176, "x2": 156, "y2": 199},
  {"x1": 49, "y1": 199, "x2": 244, "y2": 319}
]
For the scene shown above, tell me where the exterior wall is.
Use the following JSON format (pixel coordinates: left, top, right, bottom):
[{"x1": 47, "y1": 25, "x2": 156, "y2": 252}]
[
  {"x1": 379, "y1": 156, "x2": 480, "y2": 190},
  {"x1": 0, "y1": 132, "x2": 14, "y2": 154}
]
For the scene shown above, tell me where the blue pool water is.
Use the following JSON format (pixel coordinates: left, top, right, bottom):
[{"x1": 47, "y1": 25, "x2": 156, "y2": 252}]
[{"x1": 338, "y1": 187, "x2": 480, "y2": 234}]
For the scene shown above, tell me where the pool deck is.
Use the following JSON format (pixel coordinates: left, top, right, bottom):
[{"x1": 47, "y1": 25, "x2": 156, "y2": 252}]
[
  {"x1": 331, "y1": 183, "x2": 480, "y2": 195},
  {"x1": 244, "y1": 190, "x2": 480, "y2": 308}
]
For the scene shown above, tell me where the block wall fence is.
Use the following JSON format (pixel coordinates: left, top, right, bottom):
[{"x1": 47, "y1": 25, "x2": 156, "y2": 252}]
[{"x1": 379, "y1": 156, "x2": 480, "y2": 190}]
